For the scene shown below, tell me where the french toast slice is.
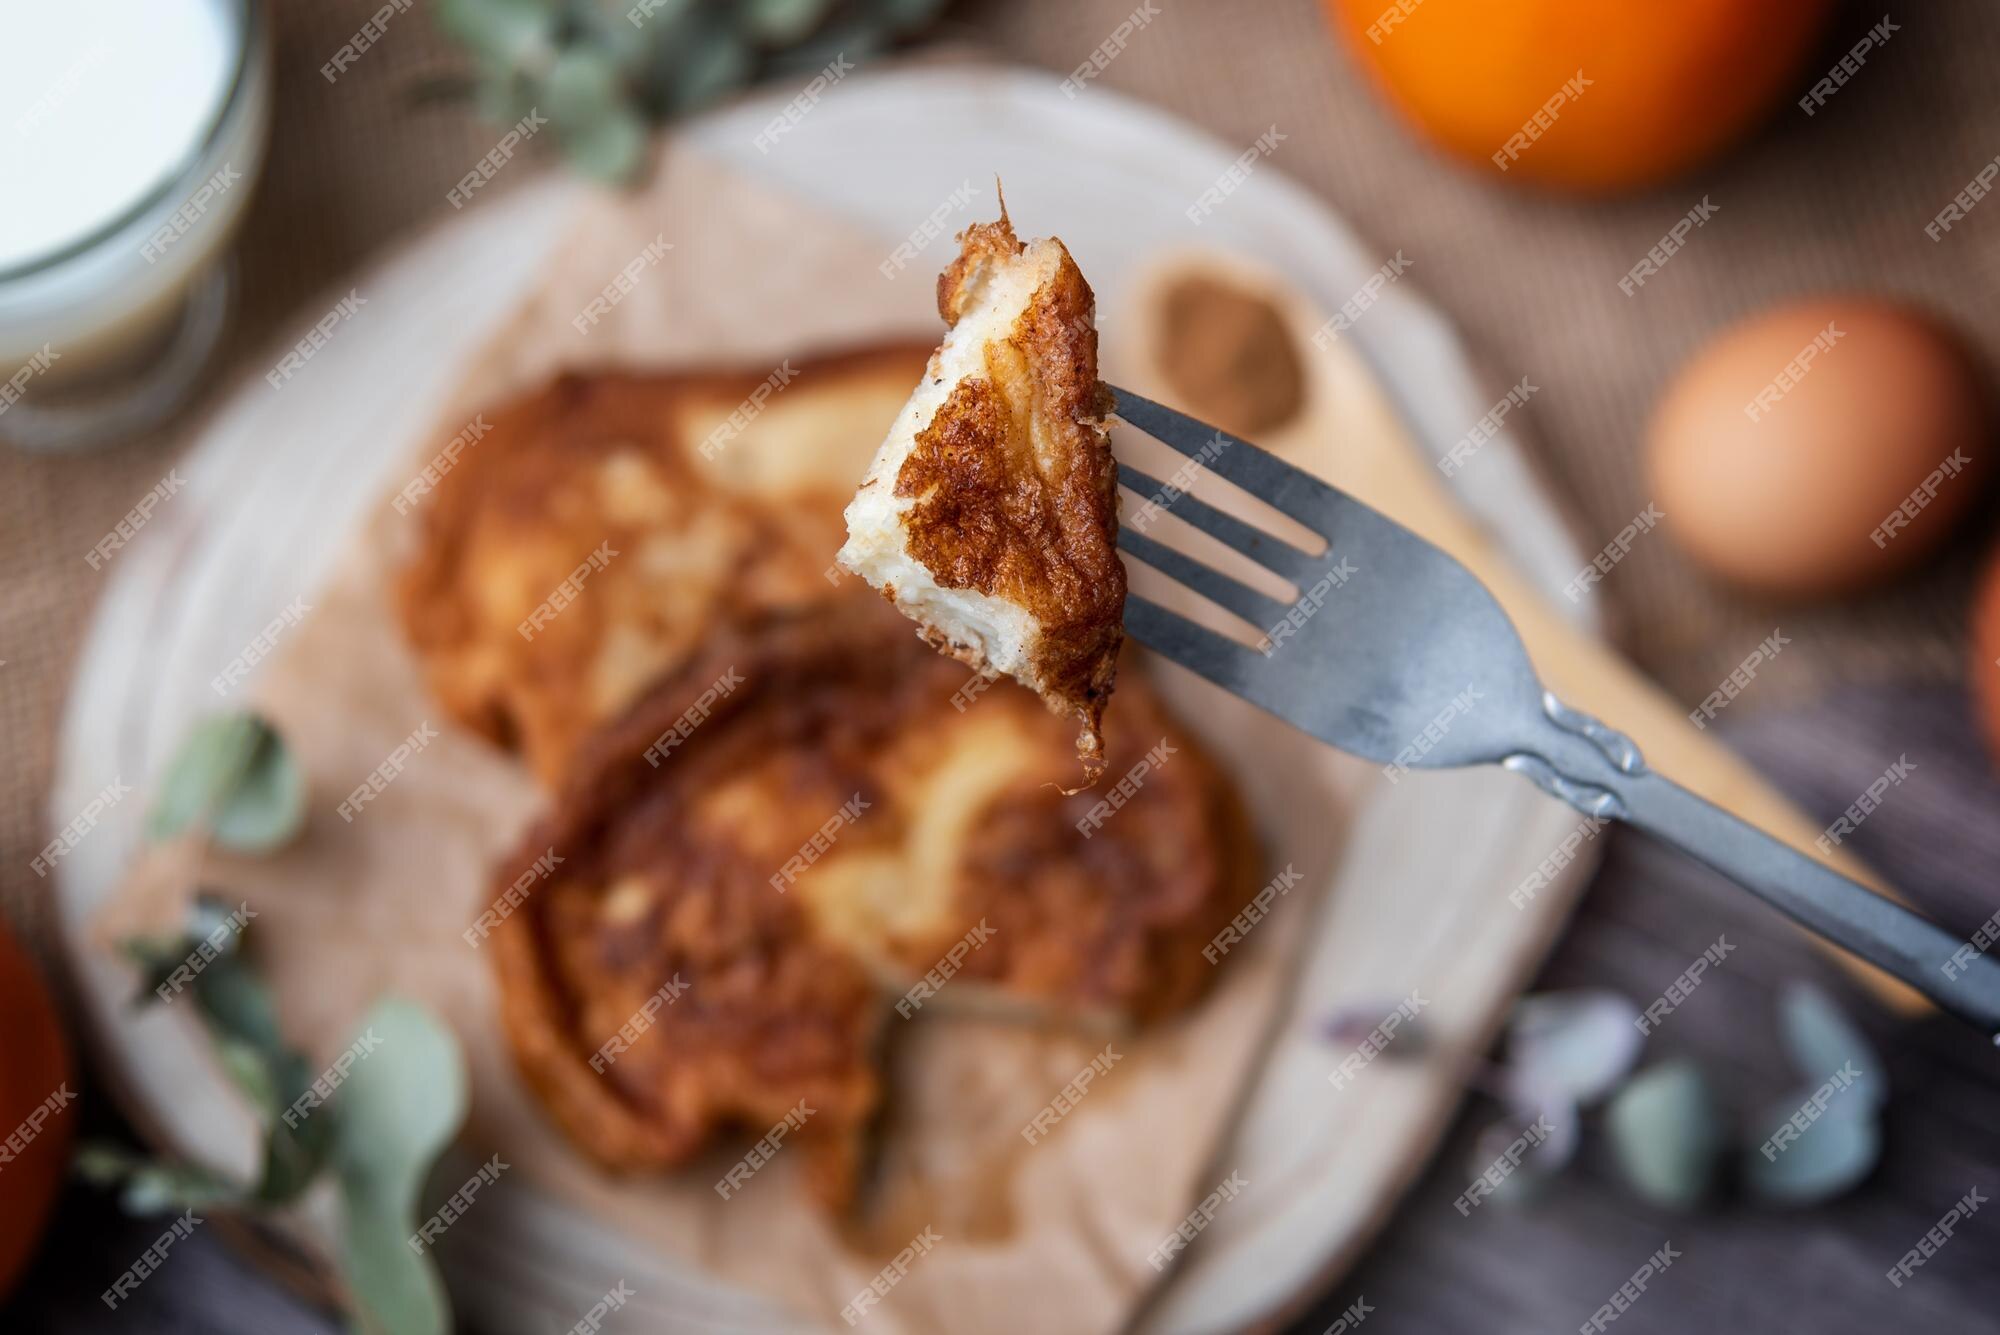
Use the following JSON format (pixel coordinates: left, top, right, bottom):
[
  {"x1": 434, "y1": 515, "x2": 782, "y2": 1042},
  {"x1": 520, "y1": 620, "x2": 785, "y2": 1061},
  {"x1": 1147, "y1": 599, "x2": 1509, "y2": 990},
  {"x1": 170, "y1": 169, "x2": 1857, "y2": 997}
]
[{"x1": 838, "y1": 206, "x2": 1125, "y2": 781}]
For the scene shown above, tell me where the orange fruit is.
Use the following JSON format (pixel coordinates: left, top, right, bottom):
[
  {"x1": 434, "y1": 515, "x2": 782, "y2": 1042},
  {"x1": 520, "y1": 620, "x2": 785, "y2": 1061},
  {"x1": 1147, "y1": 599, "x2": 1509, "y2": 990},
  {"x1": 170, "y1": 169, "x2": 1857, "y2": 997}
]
[
  {"x1": 1324, "y1": 0, "x2": 1834, "y2": 192},
  {"x1": 0, "y1": 919, "x2": 75, "y2": 1300}
]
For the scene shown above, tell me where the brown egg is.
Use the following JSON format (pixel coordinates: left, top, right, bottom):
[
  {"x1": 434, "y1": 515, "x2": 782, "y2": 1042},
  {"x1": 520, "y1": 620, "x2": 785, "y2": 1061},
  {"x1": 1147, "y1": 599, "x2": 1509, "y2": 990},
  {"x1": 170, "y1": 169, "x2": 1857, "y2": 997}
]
[
  {"x1": 1646, "y1": 298, "x2": 1988, "y2": 598},
  {"x1": 1973, "y1": 545, "x2": 2000, "y2": 768}
]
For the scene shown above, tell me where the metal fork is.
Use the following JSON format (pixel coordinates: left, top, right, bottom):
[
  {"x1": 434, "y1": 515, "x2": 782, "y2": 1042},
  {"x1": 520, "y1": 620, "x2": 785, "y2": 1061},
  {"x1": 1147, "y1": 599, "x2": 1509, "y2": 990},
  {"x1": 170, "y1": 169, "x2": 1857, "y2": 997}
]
[{"x1": 1109, "y1": 385, "x2": 2000, "y2": 1040}]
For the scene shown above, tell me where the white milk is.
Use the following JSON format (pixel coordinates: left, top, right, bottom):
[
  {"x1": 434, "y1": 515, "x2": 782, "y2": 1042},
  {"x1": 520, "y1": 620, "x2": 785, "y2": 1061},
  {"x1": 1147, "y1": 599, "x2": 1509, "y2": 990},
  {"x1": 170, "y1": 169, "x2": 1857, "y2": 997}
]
[
  {"x1": 0, "y1": 2, "x2": 236, "y2": 271},
  {"x1": 0, "y1": 0, "x2": 267, "y2": 429}
]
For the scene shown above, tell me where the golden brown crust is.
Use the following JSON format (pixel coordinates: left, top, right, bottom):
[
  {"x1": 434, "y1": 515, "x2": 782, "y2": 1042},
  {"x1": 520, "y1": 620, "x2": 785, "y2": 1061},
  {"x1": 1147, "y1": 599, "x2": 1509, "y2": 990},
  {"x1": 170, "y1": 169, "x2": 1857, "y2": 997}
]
[
  {"x1": 489, "y1": 608, "x2": 1255, "y2": 1203},
  {"x1": 489, "y1": 610, "x2": 898, "y2": 1207},
  {"x1": 899, "y1": 211, "x2": 1125, "y2": 777},
  {"x1": 397, "y1": 346, "x2": 931, "y2": 783},
  {"x1": 920, "y1": 680, "x2": 1256, "y2": 1023}
]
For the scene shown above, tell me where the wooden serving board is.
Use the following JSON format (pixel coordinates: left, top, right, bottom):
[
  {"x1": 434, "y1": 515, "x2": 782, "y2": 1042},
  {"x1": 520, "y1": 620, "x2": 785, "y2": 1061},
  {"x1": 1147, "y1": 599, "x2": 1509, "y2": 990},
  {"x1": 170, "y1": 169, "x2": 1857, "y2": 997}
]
[{"x1": 47, "y1": 66, "x2": 1901, "y2": 1335}]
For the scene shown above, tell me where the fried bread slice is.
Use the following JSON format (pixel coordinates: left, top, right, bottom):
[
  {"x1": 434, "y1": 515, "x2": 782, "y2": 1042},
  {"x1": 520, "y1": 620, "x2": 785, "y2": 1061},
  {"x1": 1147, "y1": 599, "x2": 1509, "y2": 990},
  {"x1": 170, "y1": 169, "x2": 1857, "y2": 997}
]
[
  {"x1": 489, "y1": 607, "x2": 1253, "y2": 1205},
  {"x1": 837, "y1": 208, "x2": 1125, "y2": 781},
  {"x1": 397, "y1": 346, "x2": 929, "y2": 783}
]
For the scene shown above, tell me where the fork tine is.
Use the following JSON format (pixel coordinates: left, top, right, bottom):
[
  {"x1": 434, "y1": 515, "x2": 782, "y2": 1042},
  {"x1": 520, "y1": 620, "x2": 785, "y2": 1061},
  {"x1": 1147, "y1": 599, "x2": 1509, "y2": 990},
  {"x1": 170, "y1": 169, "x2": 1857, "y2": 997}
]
[
  {"x1": 1111, "y1": 385, "x2": 1342, "y2": 532},
  {"x1": 1118, "y1": 462, "x2": 1318, "y2": 582},
  {"x1": 1123, "y1": 594, "x2": 1267, "y2": 691},
  {"x1": 1116, "y1": 529, "x2": 1288, "y2": 628}
]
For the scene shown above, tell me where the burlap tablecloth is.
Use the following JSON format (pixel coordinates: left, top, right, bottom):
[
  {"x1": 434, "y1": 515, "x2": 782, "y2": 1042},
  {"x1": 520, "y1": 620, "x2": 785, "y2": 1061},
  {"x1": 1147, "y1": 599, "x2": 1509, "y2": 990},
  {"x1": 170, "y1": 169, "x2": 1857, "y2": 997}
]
[{"x1": 5, "y1": 0, "x2": 1994, "y2": 975}]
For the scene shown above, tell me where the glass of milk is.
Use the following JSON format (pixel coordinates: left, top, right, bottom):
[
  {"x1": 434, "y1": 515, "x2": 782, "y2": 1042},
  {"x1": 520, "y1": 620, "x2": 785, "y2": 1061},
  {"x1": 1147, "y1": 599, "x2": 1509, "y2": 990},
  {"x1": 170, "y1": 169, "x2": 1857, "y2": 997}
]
[{"x1": 0, "y1": 0, "x2": 270, "y2": 451}]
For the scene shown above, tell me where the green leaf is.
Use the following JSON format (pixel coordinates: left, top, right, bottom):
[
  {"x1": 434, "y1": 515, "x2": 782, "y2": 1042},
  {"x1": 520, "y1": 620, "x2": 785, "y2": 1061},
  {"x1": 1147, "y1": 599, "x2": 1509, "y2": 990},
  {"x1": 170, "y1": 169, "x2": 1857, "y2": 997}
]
[
  {"x1": 743, "y1": 0, "x2": 832, "y2": 45},
  {"x1": 1604, "y1": 1061, "x2": 1723, "y2": 1212},
  {"x1": 75, "y1": 1143, "x2": 247, "y2": 1214},
  {"x1": 1743, "y1": 1088, "x2": 1880, "y2": 1206},
  {"x1": 618, "y1": 0, "x2": 697, "y2": 45},
  {"x1": 331, "y1": 999, "x2": 466, "y2": 1185},
  {"x1": 329, "y1": 999, "x2": 466, "y2": 1335},
  {"x1": 763, "y1": 21, "x2": 881, "y2": 76},
  {"x1": 1508, "y1": 990, "x2": 1643, "y2": 1108},
  {"x1": 198, "y1": 961, "x2": 333, "y2": 1201},
  {"x1": 544, "y1": 45, "x2": 624, "y2": 128},
  {"x1": 147, "y1": 714, "x2": 259, "y2": 840},
  {"x1": 874, "y1": 0, "x2": 951, "y2": 32},
  {"x1": 434, "y1": 0, "x2": 556, "y2": 72},
  {"x1": 1777, "y1": 982, "x2": 1885, "y2": 1106},
  {"x1": 148, "y1": 713, "x2": 305, "y2": 853},
  {"x1": 643, "y1": 10, "x2": 754, "y2": 116},
  {"x1": 340, "y1": 1175, "x2": 452, "y2": 1335},
  {"x1": 193, "y1": 950, "x2": 289, "y2": 1065},
  {"x1": 563, "y1": 106, "x2": 649, "y2": 181},
  {"x1": 127, "y1": 895, "x2": 332, "y2": 1203},
  {"x1": 214, "y1": 1035, "x2": 280, "y2": 1114},
  {"x1": 471, "y1": 71, "x2": 537, "y2": 125}
]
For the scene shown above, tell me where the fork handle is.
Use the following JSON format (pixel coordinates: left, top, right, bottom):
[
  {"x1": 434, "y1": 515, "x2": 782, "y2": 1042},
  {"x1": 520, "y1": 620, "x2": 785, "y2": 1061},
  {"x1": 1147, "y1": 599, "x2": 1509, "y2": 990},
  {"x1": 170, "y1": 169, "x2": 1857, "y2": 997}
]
[
  {"x1": 1508, "y1": 700, "x2": 2000, "y2": 1040},
  {"x1": 1617, "y1": 771, "x2": 2000, "y2": 1038}
]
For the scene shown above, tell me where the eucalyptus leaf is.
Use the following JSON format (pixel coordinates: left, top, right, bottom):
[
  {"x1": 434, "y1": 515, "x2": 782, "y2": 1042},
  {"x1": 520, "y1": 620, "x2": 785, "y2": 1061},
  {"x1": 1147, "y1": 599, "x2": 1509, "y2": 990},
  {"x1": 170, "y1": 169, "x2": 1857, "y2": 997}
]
[
  {"x1": 619, "y1": 0, "x2": 697, "y2": 46},
  {"x1": 743, "y1": 0, "x2": 833, "y2": 45},
  {"x1": 83, "y1": 936, "x2": 468, "y2": 1335},
  {"x1": 1507, "y1": 990, "x2": 1644, "y2": 1107},
  {"x1": 564, "y1": 0, "x2": 654, "y2": 69},
  {"x1": 163, "y1": 900, "x2": 335, "y2": 1201},
  {"x1": 329, "y1": 998, "x2": 467, "y2": 1335},
  {"x1": 434, "y1": 0, "x2": 557, "y2": 73},
  {"x1": 1743, "y1": 1089, "x2": 1881, "y2": 1206},
  {"x1": 186, "y1": 894, "x2": 251, "y2": 946},
  {"x1": 148, "y1": 713, "x2": 305, "y2": 853},
  {"x1": 473, "y1": 72, "x2": 539, "y2": 126},
  {"x1": 196, "y1": 968, "x2": 333, "y2": 1203},
  {"x1": 214, "y1": 1035, "x2": 281, "y2": 1115},
  {"x1": 866, "y1": 0, "x2": 952, "y2": 32},
  {"x1": 1777, "y1": 982, "x2": 1885, "y2": 1106},
  {"x1": 430, "y1": 0, "x2": 951, "y2": 190},
  {"x1": 99, "y1": 897, "x2": 333, "y2": 1210},
  {"x1": 340, "y1": 1175, "x2": 452, "y2": 1335},
  {"x1": 562, "y1": 105, "x2": 649, "y2": 181},
  {"x1": 330, "y1": 998, "x2": 466, "y2": 1185},
  {"x1": 75, "y1": 1144, "x2": 246, "y2": 1214},
  {"x1": 763, "y1": 21, "x2": 883, "y2": 76},
  {"x1": 122, "y1": 928, "x2": 206, "y2": 1008},
  {"x1": 192, "y1": 948, "x2": 290, "y2": 1068},
  {"x1": 1605, "y1": 1060, "x2": 1723, "y2": 1212},
  {"x1": 646, "y1": 12, "x2": 756, "y2": 116},
  {"x1": 544, "y1": 45, "x2": 624, "y2": 129},
  {"x1": 147, "y1": 713, "x2": 258, "y2": 839}
]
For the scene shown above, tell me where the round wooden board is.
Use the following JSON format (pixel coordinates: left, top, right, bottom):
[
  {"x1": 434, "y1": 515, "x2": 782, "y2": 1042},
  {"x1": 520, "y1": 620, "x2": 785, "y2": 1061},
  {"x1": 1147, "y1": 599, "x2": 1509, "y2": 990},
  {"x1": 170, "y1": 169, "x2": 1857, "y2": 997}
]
[{"x1": 51, "y1": 67, "x2": 1604, "y2": 1334}]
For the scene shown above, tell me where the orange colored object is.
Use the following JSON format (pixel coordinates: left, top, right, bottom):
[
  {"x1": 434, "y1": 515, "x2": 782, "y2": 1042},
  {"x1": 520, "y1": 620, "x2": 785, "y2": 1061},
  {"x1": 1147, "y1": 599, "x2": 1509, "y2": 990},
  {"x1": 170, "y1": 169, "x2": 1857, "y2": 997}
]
[
  {"x1": 1324, "y1": 0, "x2": 1834, "y2": 191},
  {"x1": 0, "y1": 919, "x2": 75, "y2": 1300},
  {"x1": 1975, "y1": 548, "x2": 2000, "y2": 769}
]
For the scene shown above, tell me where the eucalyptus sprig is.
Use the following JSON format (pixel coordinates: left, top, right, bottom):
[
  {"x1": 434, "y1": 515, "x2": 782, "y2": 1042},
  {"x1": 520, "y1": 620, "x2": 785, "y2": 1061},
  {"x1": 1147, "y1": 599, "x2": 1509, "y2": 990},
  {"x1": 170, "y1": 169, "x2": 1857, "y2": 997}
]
[
  {"x1": 429, "y1": 0, "x2": 954, "y2": 181},
  {"x1": 82, "y1": 897, "x2": 467, "y2": 1335}
]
